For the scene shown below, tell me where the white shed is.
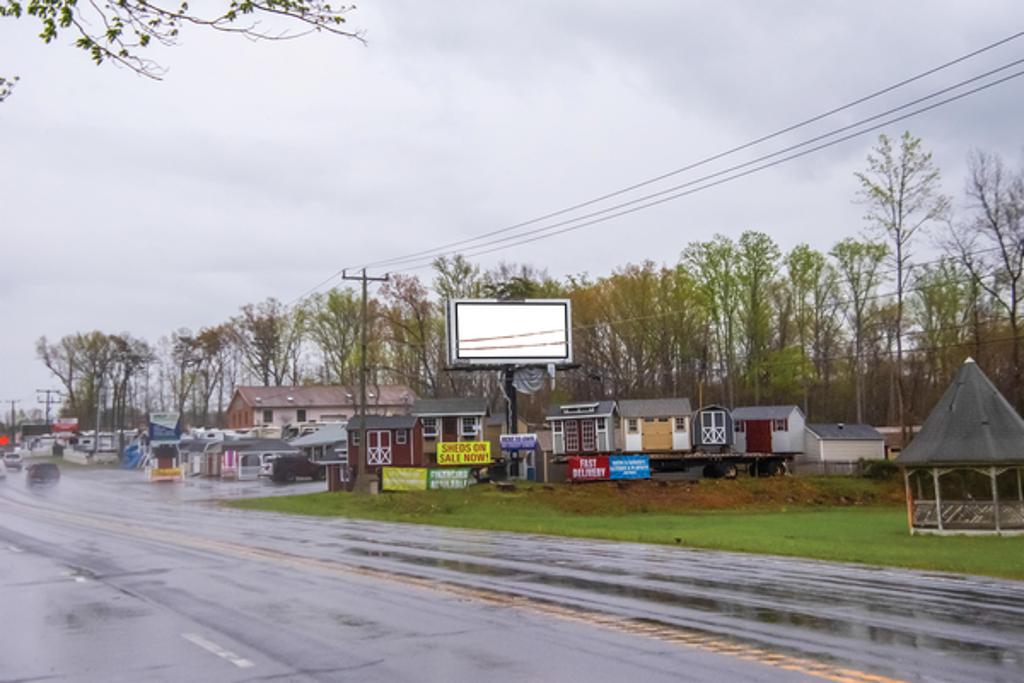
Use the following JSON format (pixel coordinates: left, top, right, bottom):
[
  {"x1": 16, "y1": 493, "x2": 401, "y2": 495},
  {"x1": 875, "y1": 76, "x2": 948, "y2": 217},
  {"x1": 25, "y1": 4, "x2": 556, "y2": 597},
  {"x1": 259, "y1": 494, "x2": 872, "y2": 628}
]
[
  {"x1": 617, "y1": 398, "x2": 692, "y2": 454},
  {"x1": 803, "y1": 423, "x2": 885, "y2": 462},
  {"x1": 732, "y1": 405, "x2": 805, "y2": 454}
]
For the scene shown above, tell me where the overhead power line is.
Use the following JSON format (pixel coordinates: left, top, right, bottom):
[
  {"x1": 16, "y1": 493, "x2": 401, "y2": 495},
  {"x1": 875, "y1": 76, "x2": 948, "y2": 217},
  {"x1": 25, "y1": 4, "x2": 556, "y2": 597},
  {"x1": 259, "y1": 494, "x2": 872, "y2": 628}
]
[
  {"x1": 389, "y1": 65, "x2": 1024, "y2": 273},
  {"x1": 349, "y1": 30, "x2": 1024, "y2": 274}
]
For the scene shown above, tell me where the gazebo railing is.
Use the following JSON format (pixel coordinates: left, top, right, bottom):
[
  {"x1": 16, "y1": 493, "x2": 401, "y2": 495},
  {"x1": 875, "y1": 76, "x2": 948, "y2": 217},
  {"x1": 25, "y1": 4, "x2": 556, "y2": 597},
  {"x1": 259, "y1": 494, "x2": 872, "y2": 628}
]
[{"x1": 912, "y1": 500, "x2": 1024, "y2": 530}]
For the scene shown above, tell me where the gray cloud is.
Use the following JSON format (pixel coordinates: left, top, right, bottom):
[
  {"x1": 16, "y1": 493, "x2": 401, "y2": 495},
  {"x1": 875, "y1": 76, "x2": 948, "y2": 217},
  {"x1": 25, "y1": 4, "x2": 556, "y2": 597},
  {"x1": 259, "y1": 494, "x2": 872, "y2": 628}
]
[{"x1": 1, "y1": 1, "x2": 1022, "y2": 403}]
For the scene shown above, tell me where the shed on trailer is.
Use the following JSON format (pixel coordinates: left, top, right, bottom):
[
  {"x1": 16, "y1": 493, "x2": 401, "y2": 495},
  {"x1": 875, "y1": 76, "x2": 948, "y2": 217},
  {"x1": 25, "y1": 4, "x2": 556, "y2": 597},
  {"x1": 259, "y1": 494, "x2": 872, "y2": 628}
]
[
  {"x1": 692, "y1": 404, "x2": 734, "y2": 452},
  {"x1": 617, "y1": 398, "x2": 692, "y2": 454},
  {"x1": 733, "y1": 405, "x2": 805, "y2": 454}
]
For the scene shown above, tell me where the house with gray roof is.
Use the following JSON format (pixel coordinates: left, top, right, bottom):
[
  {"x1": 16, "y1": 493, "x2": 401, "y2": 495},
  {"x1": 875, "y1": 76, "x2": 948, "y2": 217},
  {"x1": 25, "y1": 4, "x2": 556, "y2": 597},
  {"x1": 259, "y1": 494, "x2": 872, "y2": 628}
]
[
  {"x1": 617, "y1": 398, "x2": 693, "y2": 454},
  {"x1": 802, "y1": 423, "x2": 885, "y2": 463},
  {"x1": 732, "y1": 405, "x2": 805, "y2": 454}
]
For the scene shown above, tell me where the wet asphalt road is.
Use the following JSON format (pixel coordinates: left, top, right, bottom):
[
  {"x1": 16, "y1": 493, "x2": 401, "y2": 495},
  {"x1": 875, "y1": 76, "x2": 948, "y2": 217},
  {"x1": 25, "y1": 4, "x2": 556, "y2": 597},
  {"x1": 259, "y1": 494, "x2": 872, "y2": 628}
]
[{"x1": 1, "y1": 467, "x2": 1022, "y2": 683}]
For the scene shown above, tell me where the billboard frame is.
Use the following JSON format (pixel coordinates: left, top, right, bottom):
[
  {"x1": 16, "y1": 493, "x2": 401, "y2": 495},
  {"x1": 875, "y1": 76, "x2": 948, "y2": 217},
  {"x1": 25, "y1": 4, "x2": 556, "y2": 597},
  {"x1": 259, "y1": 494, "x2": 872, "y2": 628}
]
[{"x1": 446, "y1": 299, "x2": 573, "y2": 367}]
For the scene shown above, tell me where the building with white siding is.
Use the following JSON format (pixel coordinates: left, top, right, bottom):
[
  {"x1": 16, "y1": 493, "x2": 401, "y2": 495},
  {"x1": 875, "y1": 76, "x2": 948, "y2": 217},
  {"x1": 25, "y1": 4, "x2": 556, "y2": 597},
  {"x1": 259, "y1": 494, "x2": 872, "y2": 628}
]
[
  {"x1": 733, "y1": 405, "x2": 805, "y2": 454},
  {"x1": 803, "y1": 423, "x2": 885, "y2": 462}
]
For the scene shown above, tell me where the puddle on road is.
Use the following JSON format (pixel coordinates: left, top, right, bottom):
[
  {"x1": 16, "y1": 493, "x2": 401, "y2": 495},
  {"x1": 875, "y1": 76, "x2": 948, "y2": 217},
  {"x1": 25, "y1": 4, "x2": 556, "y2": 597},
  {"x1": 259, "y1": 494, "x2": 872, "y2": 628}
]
[{"x1": 341, "y1": 546, "x2": 1024, "y2": 671}]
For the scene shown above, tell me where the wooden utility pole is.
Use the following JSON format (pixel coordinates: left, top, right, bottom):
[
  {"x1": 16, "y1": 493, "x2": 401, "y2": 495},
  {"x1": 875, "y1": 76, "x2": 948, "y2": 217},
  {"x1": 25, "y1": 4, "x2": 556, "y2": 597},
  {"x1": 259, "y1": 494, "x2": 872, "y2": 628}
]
[
  {"x1": 341, "y1": 268, "x2": 389, "y2": 493},
  {"x1": 37, "y1": 389, "x2": 62, "y2": 424},
  {"x1": 2, "y1": 399, "x2": 20, "y2": 445}
]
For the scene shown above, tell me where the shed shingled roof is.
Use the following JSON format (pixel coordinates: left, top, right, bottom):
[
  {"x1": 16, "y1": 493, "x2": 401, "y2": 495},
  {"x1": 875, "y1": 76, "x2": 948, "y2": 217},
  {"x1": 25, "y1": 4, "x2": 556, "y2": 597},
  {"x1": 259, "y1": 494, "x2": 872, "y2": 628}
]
[
  {"x1": 898, "y1": 358, "x2": 1024, "y2": 465},
  {"x1": 806, "y1": 424, "x2": 884, "y2": 441},
  {"x1": 732, "y1": 405, "x2": 802, "y2": 420},
  {"x1": 346, "y1": 415, "x2": 419, "y2": 431},
  {"x1": 617, "y1": 398, "x2": 692, "y2": 418}
]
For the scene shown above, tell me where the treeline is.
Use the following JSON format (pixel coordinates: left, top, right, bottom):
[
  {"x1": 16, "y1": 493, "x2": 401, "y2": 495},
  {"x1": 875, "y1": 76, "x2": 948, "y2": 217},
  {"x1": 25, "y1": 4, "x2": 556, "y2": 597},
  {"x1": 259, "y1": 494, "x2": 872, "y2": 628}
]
[{"x1": 36, "y1": 134, "x2": 1024, "y2": 431}]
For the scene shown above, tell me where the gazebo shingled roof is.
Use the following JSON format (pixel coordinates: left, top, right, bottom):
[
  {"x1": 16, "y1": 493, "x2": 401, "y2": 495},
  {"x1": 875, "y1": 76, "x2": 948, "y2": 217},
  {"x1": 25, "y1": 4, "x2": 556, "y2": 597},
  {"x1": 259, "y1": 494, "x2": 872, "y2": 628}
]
[{"x1": 898, "y1": 358, "x2": 1024, "y2": 466}]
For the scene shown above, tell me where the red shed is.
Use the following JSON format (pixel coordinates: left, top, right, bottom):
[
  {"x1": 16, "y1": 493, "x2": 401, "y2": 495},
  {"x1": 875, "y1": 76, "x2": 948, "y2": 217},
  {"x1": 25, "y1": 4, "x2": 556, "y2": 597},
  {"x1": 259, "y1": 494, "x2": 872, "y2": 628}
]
[{"x1": 346, "y1": 415, "x2": 424, "y2": 474}]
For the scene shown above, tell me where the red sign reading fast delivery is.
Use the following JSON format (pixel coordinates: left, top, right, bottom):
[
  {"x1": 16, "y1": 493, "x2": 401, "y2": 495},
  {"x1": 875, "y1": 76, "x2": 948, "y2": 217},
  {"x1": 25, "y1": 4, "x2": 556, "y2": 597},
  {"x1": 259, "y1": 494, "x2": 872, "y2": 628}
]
[{"x1": 568, "y1": 456, "x2": 609, "y2": 482}]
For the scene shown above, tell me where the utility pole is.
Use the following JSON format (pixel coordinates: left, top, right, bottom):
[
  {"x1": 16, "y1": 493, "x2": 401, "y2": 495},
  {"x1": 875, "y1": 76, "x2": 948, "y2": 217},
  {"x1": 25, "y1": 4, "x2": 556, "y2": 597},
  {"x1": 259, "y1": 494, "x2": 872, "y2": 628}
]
[
  {"x1": 37, "y1": 389, "x2": 63, "y2": 424},
  {"x1": 93, "y1": 378, "x2": 103, "y2": 457},
  {"x1": 2, "y1": 399, "x2": 20, "y2": 446},
  {"x1": 341, "y1": 268, "x2": 389, "y2": 493}
]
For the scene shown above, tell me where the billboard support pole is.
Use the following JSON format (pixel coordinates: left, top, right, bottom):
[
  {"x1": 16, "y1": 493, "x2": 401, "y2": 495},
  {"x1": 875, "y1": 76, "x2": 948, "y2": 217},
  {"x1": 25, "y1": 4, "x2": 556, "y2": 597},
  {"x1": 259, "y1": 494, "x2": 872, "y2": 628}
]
[{"x1": 503, "y1": 366, "x2": 517, "y2": 480}]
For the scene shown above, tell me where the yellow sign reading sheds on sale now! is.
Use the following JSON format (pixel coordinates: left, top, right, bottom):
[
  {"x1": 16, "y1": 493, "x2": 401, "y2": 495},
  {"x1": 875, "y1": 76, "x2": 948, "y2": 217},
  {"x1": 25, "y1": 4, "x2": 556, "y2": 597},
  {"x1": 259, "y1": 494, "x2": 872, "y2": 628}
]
[{"x1": 436, "y1": 441, "x2": 492, "y2": 466}]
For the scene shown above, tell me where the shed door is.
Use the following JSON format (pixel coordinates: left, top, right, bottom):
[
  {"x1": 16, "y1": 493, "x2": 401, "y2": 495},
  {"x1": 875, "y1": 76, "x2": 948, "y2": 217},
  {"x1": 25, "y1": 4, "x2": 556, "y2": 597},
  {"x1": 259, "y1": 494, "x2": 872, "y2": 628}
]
[
  {"x1": 746, "y1": 420, "x2": 772, "y2": 453},
  {"x1": 564, "y1": 420, "x2": 580, "y2": 452},
  {"x1": 441, "y1": 417, "x2": 458, "y2": 442},
  {"x1": 701, "y1": 411, "x2": 726, "y2": 445},
  {"x1": 644, "y1": 417, "x2": 673, "y2": 451},
  {"x1": 581, "y1": 419, "x2": 596, "y2": 452},
  {"x1": 367, "y1": 430, "x2": 392, "y2": 465}
]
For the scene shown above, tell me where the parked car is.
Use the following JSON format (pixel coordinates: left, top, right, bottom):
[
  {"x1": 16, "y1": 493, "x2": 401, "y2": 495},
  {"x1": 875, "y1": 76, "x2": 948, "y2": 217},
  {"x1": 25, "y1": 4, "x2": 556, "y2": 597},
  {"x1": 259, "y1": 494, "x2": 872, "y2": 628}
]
[
  {"x1": 3, "y1": 451, "x2": 23, "y2": 471},
  {"x1": 0, "y1": 459, "x2": 7, "y2": 480},
  {"x1": 26, "y1": 462, "x2": 60, "y2": 485},
  {"x1": 271, "y1": 455, "x2": 324, "y2": 483}
]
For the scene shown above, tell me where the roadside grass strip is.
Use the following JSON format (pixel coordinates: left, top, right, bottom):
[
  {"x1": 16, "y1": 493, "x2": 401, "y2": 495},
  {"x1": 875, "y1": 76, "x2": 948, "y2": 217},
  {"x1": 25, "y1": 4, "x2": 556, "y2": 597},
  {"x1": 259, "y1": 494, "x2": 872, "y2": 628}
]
[{"x1": 229, "y1": 480, "x2": 1024, "y2": 580}]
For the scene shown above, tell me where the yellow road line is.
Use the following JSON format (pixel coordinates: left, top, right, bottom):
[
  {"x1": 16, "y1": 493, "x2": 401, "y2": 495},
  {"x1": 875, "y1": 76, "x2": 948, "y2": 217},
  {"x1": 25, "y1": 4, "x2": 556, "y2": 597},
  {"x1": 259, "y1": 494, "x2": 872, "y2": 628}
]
[{"x1": 2, "y1": 497, "x2": 907, "y2": 683}]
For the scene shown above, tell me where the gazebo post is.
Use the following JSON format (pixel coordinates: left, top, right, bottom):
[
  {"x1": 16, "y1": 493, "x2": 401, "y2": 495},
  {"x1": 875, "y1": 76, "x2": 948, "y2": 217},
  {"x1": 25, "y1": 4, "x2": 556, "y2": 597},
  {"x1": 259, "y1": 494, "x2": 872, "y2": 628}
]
[
  {"x1": 902, "y1": 467, "x2": 914, "y2": 533},
  {"x1": 991, "y1": 466, "x2": 1001, "y2": 533},
  {"x1": 933, "y1": 468, "x2": 944, "y2": 532}
]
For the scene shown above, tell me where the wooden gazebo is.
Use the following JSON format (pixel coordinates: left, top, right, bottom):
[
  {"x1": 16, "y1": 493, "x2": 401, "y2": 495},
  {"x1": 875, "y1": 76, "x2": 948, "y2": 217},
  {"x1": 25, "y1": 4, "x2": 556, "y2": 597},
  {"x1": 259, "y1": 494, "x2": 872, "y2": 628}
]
[{"x1": 899, "y1": 358, "x2": 1024, "y2": 535}]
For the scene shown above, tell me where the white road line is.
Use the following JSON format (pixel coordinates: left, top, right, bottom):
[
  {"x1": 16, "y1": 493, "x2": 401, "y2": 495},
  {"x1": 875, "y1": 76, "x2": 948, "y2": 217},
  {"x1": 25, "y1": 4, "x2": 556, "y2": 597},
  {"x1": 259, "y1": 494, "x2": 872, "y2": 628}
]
[
  {"x1": 73, "y1": 576, "x2": 87, "y2": 583},
  {"x1": 182, "y1": 633, "x2": 254, "y2": 669}
]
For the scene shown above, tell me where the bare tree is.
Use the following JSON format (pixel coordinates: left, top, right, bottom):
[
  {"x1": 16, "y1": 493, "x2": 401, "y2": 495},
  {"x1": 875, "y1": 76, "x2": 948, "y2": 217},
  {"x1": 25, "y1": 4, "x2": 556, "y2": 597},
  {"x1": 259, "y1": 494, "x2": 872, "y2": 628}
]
[{"x1": 947, "y1": 149, "x2": 1024, "y2": 408}]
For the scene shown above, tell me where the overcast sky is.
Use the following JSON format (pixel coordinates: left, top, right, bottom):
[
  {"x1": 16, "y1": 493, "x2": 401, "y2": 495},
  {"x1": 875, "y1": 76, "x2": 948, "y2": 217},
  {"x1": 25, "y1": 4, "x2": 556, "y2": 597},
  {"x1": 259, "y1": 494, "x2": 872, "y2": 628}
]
[{"x1": 1, "y1": 1, "x2": 1022, "y2": 411}]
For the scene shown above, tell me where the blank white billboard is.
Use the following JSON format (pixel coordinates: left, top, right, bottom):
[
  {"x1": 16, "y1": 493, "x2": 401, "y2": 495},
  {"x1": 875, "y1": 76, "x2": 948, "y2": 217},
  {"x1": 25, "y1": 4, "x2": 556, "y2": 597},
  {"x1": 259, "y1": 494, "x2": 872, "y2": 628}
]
[{"x1": 447, "y1": 299, "x2": 572, "y2": 366}]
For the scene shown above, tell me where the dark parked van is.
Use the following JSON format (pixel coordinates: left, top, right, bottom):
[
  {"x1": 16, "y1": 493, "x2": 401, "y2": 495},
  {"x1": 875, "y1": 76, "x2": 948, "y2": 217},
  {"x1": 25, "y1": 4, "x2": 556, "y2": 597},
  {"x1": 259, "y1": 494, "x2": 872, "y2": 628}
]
[{"x1": 271, "y1": 455, "x2": 324, "y2": 483}]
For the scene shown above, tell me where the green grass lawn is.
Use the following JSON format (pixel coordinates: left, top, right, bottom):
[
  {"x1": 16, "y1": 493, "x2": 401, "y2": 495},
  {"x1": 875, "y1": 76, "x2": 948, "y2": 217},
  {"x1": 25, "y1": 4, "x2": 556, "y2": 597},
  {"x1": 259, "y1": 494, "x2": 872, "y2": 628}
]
[{"x1": 228, "y1": 481, "x2": 1024, "y2": 580}]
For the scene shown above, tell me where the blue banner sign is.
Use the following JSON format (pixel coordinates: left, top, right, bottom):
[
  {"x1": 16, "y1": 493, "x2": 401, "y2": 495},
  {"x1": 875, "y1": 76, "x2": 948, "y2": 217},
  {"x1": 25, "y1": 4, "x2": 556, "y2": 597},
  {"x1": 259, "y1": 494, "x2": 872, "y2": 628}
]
[
  {"x1": 148, "y1": 412, "x2": 182, "y2": 442},
  {"x1": 500, "y1": 433, "x2": 538, "y2": 451},
  {"x1": 609, "y1": 455, "x2": 650, "y2": 480}
]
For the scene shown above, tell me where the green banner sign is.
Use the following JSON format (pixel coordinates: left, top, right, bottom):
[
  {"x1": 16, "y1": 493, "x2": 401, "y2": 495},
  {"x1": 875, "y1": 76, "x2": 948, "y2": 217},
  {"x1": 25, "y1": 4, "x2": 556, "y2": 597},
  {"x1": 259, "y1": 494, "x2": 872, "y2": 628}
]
[
  {"x1": 428, "y1": 467, "x2": 473, "y2": 490},
  {"x1": 381, "y1": 467, "x2": 474, "y2": 491}
]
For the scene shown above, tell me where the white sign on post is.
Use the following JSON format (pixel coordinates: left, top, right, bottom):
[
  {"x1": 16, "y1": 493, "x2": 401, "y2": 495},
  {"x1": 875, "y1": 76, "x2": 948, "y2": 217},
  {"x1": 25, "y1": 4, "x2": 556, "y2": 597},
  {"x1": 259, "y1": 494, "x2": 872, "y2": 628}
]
[{"x1": 447, "y1": 299, "x2": 572, "y2": 366}]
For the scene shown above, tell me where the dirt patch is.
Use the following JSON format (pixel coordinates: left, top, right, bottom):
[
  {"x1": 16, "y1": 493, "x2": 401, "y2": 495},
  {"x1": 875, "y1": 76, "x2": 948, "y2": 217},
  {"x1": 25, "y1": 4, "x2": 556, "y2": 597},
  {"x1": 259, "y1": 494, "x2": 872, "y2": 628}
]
[{"x1": 524, "y1": 477, "x2": 904, "y2": 515}]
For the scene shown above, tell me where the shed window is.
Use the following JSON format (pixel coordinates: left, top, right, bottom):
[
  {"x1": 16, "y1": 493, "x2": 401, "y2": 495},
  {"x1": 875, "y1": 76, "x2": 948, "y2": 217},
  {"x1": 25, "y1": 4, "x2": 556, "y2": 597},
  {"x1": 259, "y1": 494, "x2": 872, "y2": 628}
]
[
  {"x1": 422, "y1": 418, "x2": 438, "y2": 439},
  {"x1": 674, "y1": 417, "x2": 687, "y2": 433},
  {"x1": 552, "y1": 421, "x2": 562, "y2": 433},
  {"x1": 735, "y1": 420, "x2": 745, "y2": 433},
  {"x1": 262, "y1": 409, "x2": 273, "y2": 424},
  {"x1": 351, "y1": 431, "x2": 360, "y2": 446},
  {"x1": 773, "y1": 419, "x2": 788, "y2": 431},
  {"x1": 296, "y1": 409, "x2": 307, "y2": 422},
  {"x1": 396, "y1": 429, "x2": 407, "y2": 445},
  {"x1": 627, "y1": 418, "x2": 639, "y2": 434},
  {"x1": 461, "y1": 417, "x2": 479, "y2": 436}
]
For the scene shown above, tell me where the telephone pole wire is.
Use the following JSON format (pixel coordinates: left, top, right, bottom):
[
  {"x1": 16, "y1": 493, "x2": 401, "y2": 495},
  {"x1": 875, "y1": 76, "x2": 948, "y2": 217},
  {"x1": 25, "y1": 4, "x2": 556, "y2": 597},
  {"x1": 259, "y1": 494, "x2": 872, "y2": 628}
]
[{"x1": 341, "y1": 268, "x2": 389, "y2": 493}]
